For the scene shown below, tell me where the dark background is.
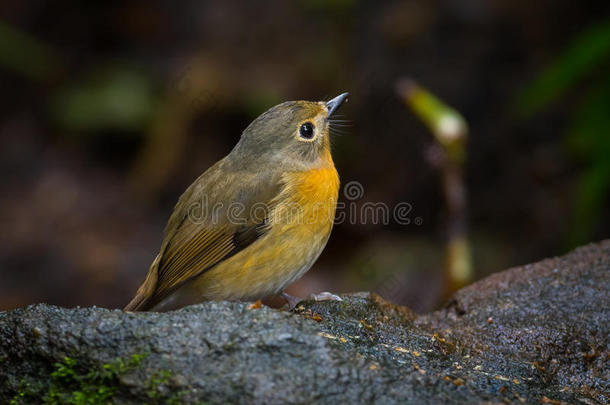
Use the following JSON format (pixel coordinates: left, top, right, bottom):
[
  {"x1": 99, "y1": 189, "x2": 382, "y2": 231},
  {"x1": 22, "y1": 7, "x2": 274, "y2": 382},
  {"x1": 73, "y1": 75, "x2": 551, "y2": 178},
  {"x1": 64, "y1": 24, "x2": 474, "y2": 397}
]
[{"x1": 1, "y1": 1, "x2": 609, "y2": 312}]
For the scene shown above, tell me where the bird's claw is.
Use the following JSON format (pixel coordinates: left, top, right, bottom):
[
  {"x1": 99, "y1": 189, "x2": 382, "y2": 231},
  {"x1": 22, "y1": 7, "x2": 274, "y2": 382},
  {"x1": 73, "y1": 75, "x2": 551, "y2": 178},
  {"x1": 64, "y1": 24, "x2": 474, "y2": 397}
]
[
  {"x1": 308, "y1": 292, "x2": 343, "y2": 302},
  {"x1": 281, "y1": 291, "x2": 342, "y2": 310}
]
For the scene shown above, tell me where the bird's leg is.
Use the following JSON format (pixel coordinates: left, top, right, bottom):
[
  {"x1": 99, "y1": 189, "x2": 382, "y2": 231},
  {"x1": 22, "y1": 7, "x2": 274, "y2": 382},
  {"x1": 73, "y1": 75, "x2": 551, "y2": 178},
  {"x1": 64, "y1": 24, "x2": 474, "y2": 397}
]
[{"x1": 281, "y1": 292, "x2": 303, "y2": 310}]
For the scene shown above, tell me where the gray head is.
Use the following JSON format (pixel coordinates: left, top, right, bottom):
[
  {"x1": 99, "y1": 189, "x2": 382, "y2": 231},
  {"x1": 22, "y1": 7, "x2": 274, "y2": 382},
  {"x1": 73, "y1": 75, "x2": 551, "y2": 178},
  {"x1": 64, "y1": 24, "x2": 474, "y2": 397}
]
[{"x1": 229, "y1": 93, "x2": 349, "y2": 171}]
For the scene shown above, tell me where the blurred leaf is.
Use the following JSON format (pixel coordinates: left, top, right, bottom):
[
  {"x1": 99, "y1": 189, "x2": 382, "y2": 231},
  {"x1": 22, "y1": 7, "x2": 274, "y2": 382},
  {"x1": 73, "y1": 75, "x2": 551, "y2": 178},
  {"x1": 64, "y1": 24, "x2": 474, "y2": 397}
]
[
  {"x1": 565, "y1": 76, "x2": 610, "y2": 247},
  {"x1": 397, "y1": 79, "x2": 473, "y2": 293},
  {"x1": 397, "y1": 79, "x2": 468, "y2": 163},
  {"x1": 53, "y1": 67, "x2": 155, "y2": 133},
  {"x1": 569, "y1": 165, "x2": 610, "y2": 248},
  {"x1": 565, "y1": 76, "x2": 610, "y2": 158},
  {"x1": 515, "y1": 21, "x2": 610, "y2": 117},
  {"x1": 0, "y1": 20, "x2": 61, "y2": 80},
  {"x1": 516, "y1": 22, "x2": 610, "y2": 247},
  {"x1": 300, "y1": 0, "x2": 357, "y2": 12}
]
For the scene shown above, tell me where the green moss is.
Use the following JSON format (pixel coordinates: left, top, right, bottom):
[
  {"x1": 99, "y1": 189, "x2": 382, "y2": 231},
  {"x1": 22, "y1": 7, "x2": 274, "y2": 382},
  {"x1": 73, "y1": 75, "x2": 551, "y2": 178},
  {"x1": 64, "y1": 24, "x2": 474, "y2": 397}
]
[
  {"x1": 10, "y1": 353, "x2": 157, "y2": 404},
  {"x1": 9, "y1": 353, "x2": 195, "y2": 404}
]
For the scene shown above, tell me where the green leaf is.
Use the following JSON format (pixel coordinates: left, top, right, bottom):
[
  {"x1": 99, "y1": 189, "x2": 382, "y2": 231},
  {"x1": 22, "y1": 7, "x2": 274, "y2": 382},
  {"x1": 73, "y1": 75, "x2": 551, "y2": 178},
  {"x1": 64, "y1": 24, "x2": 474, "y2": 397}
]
[
  {"x1": 52, "y1": 67, "x2": 155, "y2": 133},
  {"x1": 0, "y1": 20, "x2": 61, "y2": 80},
  {"x1": 515, "y1": 21, "x2": 610, "y2": 117},
  {"x1": 565, "y1": 77, "x2": 610, "y2": 247}
]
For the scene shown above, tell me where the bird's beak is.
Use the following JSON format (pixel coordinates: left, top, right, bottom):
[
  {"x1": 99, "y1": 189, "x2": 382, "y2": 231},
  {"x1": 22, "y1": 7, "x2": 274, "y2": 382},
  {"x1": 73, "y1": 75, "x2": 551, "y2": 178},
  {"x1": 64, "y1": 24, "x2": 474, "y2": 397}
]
[{"x1": 326, "y1": 92, "x2": 349, "y2": 117}]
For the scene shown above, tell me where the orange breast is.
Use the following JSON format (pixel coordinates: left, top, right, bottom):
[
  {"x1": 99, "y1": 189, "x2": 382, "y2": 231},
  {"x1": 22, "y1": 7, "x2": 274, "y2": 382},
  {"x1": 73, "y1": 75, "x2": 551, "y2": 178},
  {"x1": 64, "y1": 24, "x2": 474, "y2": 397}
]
[{"x1": 277, "y1": 166, "x2": 340, "y2": 231}]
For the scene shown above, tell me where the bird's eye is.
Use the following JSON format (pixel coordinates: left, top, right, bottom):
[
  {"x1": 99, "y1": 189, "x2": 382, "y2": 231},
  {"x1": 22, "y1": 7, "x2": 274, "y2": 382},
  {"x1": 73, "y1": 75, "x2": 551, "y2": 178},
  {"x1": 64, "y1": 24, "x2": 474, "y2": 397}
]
[{"x1": 299, "y1": 122, "x2": 315, "y2": 139}]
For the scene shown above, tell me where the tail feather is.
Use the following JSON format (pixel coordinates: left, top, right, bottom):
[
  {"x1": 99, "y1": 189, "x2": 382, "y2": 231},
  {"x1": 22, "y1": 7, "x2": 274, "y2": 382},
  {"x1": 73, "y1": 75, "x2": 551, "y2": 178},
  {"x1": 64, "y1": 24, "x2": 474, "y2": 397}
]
[{"x1": 124, "y1": 255, "x2": 161, "y2": 311}]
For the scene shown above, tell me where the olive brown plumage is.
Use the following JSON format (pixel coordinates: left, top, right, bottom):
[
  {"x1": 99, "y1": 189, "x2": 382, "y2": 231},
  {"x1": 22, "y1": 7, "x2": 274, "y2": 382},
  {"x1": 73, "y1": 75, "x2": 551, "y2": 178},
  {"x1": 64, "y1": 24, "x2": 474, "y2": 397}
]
[{"x1": 125, "y1": 93, "x2": 349, "y2": 311}]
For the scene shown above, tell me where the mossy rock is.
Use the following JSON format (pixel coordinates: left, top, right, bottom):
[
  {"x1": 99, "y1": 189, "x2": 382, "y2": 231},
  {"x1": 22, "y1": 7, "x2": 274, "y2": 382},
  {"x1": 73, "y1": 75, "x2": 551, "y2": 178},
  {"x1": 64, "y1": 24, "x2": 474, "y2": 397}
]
[{"x1": 1, "y1": 241, "x2": 608, "y2": 404}]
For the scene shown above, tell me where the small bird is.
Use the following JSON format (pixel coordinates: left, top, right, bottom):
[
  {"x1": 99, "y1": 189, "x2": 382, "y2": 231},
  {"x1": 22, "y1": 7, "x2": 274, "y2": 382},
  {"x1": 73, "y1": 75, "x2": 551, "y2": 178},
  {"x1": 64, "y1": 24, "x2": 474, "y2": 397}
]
[{"x1": 125, "y1": 93, "x2": 349, "y2": 311}]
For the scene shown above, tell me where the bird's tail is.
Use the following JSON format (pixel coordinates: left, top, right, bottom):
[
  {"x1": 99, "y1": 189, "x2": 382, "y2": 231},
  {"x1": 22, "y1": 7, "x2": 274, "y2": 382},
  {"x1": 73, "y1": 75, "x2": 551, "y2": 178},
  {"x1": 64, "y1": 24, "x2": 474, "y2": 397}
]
[{"x1": 123, "y1": 254, "x2": 161, "y2": 311}]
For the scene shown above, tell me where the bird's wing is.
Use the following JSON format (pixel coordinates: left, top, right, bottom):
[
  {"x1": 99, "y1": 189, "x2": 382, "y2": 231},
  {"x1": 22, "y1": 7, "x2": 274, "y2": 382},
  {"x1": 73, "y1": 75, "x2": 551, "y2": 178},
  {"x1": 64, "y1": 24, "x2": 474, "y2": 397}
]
[{"x1": 126, "y1": 163, "x2": 282, "y2": 310}]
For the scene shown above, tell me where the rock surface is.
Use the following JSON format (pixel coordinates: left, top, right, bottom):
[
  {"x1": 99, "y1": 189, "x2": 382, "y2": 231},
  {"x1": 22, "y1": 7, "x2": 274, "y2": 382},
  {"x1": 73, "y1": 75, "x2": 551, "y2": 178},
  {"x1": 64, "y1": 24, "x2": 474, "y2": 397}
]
[{"x1": 1, "y1": 241, "x2": 609, "y2": 404}]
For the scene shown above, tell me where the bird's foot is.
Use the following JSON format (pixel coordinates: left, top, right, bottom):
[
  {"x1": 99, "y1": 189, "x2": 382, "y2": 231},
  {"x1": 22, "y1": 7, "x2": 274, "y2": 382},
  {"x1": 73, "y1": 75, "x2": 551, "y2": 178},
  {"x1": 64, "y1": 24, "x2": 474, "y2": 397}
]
[
  {"x1": 281, "y1": 291, "x2": 343, "y2": 310},
  {"x1": 309, "y1": 291, "x2": 343, "y2": 302}
]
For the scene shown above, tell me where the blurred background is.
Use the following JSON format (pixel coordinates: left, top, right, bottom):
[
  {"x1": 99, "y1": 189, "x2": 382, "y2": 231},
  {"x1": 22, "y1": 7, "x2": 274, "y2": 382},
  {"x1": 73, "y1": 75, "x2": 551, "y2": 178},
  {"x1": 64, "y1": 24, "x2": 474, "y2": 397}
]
[{"x1": 1, "y1": 1, "x2": 609, "y2": 312}]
